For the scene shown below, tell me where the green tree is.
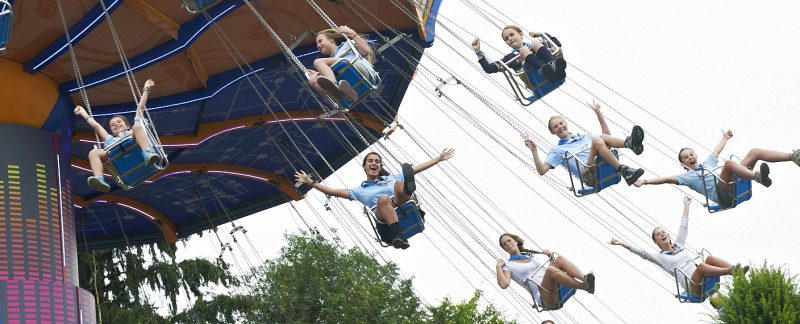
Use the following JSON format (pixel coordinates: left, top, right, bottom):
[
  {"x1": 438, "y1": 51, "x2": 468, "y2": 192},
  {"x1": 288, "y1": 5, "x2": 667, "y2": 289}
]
[
  {"x1": 716, "y1": 262, "x2": 800, "y2": 323},
  {"x1": 78, "y1": 243, "x2": 238, "y2": 323},
  {"x1": 427, "y1": 290, "x2": 509, "y2": 324}
]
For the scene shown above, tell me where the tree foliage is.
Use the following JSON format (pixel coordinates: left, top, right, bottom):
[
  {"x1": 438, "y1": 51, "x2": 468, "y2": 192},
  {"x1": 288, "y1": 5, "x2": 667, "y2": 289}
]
[
  {"x1": 78, "y1": 242, "x2": 238, "y2": 323},
  {"x1": 716, "y1": 262, "x2": 800, "y2": 324}
]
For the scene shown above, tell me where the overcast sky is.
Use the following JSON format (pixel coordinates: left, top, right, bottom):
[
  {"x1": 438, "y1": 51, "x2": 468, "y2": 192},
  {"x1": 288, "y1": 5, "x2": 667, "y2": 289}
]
[{"x1": 177, "y1": 1, "x2": 800, "y2": 322}]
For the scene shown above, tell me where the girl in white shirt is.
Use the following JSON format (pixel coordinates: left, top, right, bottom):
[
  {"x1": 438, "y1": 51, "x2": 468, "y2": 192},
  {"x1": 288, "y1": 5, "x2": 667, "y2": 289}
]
[
  {"x1": 610, "y1": 196, "x2": 748, "y2": 304},
  {"x1": 496, "y1": 233, "x2": 595, "y2": 310}
]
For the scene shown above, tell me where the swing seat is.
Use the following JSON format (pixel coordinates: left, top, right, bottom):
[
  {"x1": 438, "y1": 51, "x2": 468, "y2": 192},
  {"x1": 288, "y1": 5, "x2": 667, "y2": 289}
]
[
  {"x1": 677, "y1": 275, "x2": 720, "y2": 303},
  {"x1": 0, "y1": 0, "x2": 12, "y2": 56},
  {"x1": 550, "y1": 286, "x2": 576, "y2": 310},
  {"x1": 706, "y1": 176, "x2": 752, "y2": 213},
  {"x1": 331, "y1": 58, "x2": 378, "y2": 108},
  {"x1": 520, "y1": 66, "x2": 565, "y2": 104},
  {"x1": 181, "y1": 0, "x2": 223, "y2": 14},
  {"x1": 395, "y1": 200, "x2": 425, "y2": 239},
  {"x1": 567, "y1": 149, "x2": 621, "y2": 197},
  {"x1": 102, "y1": 122, "x2": 168, "y2": 190},
  {"x1": 368, "y1": 200, "x2": 425, "y2": 247}
]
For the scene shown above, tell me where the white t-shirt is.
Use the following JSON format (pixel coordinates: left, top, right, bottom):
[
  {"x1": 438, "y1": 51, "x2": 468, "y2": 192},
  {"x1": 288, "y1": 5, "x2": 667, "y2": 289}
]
[{"x1": 502, "y1": 253, "x2": 549, "y2": 304}]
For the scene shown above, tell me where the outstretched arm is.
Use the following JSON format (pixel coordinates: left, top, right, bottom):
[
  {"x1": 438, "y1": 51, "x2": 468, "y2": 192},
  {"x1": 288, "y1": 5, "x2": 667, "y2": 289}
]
[
  {"x1": 523, "y1": 134, "x2": 550, "y2": 175},
  {"x1": 412, "y1": 148, "x2": 455, "y2": 174},
  {"x1": 712, "y1": 129, "x2": 733, "y2": 157},
  {"x1": 610, "y1": 238, "x2": 660, "y2": 266},
  {"x1": 675, "y1": 196, "x2": 691, "y2": 246},
  {"x1": 591, "y1": 100, "x2": 611, "y2": 135},
  {"x1": 74, "y1": 106, "x2": 110, "y2": 140},
  {"x1": 634, "y1": 175, "x2": 679, "y2": 188},
  {"x1": 135, "y1": 79, "x2": 155, "y2": 119},
  {"x1": 338, "y1": 26, "x2": 371, "y2": 58},
  {"x1": 496, "y1": 259, "x2": 512, "y2": 289},
  {"x1": 294, "y1": 170, "x2": 350, "y2": 199}
]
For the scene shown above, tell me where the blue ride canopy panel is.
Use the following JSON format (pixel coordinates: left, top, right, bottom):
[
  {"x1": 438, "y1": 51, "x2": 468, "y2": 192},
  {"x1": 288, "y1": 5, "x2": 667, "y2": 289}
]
[
  {"x1": 103, "y1": 133, "x2": 167, "y2": 190},
  {"x1": 332, "y1": 58, "x2": 378, "y2": 108},
  {"x1": 182, "y1": 0, "x2": 224, "y2": 13},
  {"x1": 707, "y1": 176, "x2": 752, "y2": 213},
  {"x1": 396, "y1": 200, "x2": 425, "y2": 239},
  {"x1": 678, "y1": 275, "x2": 720, "y2": 303},
  {"x1": 0, "y1": 1, "x2": 13, "y2": 55}
]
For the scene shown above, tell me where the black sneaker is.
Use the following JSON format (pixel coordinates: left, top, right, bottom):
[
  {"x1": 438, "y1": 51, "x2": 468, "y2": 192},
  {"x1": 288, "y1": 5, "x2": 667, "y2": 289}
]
[
  {"x1": 753, "y1": 163, "x2": 771, "y2": 188},
  {"x1": 540, "y1": 62, "x2": 560, "y2": 82},
  {"x1": 623, "y1": 125, "x2": 645, "y2": 155},
  {"x1": 583, "y1": 272, "x2": 596, "y2": 294},
  {"x1": 554, "y1": 58, "x2": 567, "y2": 79},
  {"x1": 402, "y1": 163, "x2": 415, "y2": 195},
  {"x1": 392, "y1": 236, "x2": 410, "y2": 249},
  {"x1": 619, "y1": 165, "x2": 644, "y2": 186}
]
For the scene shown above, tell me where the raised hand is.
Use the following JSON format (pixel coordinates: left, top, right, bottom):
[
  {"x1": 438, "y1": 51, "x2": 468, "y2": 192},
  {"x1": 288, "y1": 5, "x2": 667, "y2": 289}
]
[
  {"x1": 438, "y1": 148, "x2": 455, "y2": 162},
  {"x1": 471, "y1": 38, "x2": 481, "y2": 51}
]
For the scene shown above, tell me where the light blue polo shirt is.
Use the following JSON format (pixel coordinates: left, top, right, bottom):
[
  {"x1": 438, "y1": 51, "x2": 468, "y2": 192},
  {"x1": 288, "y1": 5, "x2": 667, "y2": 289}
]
[
  {"x1": 545, "y1": 133, "x2": 594, "y2": 177},
  {"x1": 103, "y1": 117, "x2": 143, "y2": 147},
  {"x1": 348, "y1": 172, "x2": 405, "y2": 209},
  {"x1": 333, "y1": 41, "x2": 380, "y2": 85},
  {"x1": 676, "y1": 154, "x2": 719, "y2": 201}
]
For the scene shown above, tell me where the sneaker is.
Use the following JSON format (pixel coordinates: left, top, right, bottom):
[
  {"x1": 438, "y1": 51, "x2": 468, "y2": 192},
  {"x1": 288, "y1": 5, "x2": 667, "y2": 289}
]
[
  {"x1": 392, "y1": 236, "x2": 410, "y2": 250},
  {"x1": 555, "y1": 57, "x2": 567, "y2": 74},
  {"x1": 753, "y1": 163, "x2": 771, "y2": 188},
  {"x1": 709, "y1": 293, "x2": 722, "y2": 309},
  {"x1": 143, "y1": 149, "x2": 161, "y2": 167},
  {"x1": 792, "y1": 149, "x2": 800, "y2": 167},
  {"x1": 619, "y1": 165, "x2": 645, "y2": 186},
  {"x1": 583, "y1": 272, "x2": 596, "y2": 294},
  {"x1": 623, "y1": 125, "x2": 645, "y2": 155},
  {"x1": 338, "y1": 80, "x2": 358, "y2": 102},
  {"x1": 402, "y1": 163, "x2": 416, "y2": 195},
  {"x1": 317, "y1": 76, "x2": 344, "y2": 99},
  {"x1": 87, "y1": 176, "x2": 111, "y2": 193},
  {"x1": 389, "y1": 222, "x2": 410, "y2": 249},
  {"x1": 732, "y1": 263, "x2": 751, "y2": 275},
  {"x1": 540, "y1": 62, "x2": 560, "y2": 82}
]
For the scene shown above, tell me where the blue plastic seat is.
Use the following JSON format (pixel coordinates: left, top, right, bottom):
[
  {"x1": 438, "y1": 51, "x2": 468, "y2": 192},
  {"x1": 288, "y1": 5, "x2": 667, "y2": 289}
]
[
  {"x1": 678, "y1": 275, "x2": 720, "y2": 303},
  {"x1": 566, "y1": 149, "x2": 622, "y2": 197},
  {"x1": 706, "y1": 176, "x2": 752, "y2": 213},
  {"x1": 0, "y1": 1, "x2": 13, "y2": 56},
  {"x1": 395, "y1": 200, "x2": 425, "y2": 239},
  {"x1": 331, "y1": 58, "x2": 378, "y2": 108},
  {"x1": 368, "y1": 200, "x2": 425, "y2": 247},
  {"x1": 520, "y1": 66, "x2": 565, "y2": 104},
  {"x1": 102, "y1": 121, "x2": 168, "y2": 190}
]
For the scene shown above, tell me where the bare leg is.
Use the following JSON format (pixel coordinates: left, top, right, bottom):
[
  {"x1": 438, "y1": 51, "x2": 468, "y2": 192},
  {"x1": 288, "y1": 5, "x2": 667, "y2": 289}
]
[
  {"x1": 552, "y1": 255, "x2": 586, "y2": 280},
  {"x1": 313, "y1": 57, "x2": 339, "y2": 81},
  {"x1": 88, "y1": 148, "x2": 108, "y2": 177},
  {"x1": 689, "y1": 256, "x2": 734, "y2": 295},
  {"x1": 131, "y1": 123, "x2": 152, "y2": 152},
  {"x1": 589, "y1": 136, "x2": 622, "y2": 169},
  {"x1": 740, "y1": 148, "x2": 792, "y2": 169},
  {"x1": 375, "y1": 195, "x2": 399, "y2": 224},
  {"x1": 539, "y1": 266, "x2": 585, "y2": 305},
  {"x1": 393, "y1": 181, "x2": 412, "y2": 206}
]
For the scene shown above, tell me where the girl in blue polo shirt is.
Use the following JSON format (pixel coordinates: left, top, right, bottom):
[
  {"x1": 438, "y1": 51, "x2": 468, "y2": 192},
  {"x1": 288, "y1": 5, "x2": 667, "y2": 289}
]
[
  {"x1": 306, "y1": 25, "x2": 379, "y2": 103},
  {"x1": 610, "y1": 197, "x2": 748, "y2": 308},
  {"x1": 294, "y1": 149, "x2": 455, "y2": 249},
  {"x1": 524, "y1": 101, "x2": 646, "y2": 186},
  {"x1": 73, "y1": 79, "x2": 161, "y2": 193},
  {"x1": 634, "y1": 129, "x2": 800, "y2": 206}
]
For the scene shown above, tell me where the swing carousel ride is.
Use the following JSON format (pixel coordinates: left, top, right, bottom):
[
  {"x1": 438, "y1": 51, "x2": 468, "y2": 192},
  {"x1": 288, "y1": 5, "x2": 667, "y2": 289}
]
[{"x1": 0, "y1": 0, "x2": 440, "y2": 322}]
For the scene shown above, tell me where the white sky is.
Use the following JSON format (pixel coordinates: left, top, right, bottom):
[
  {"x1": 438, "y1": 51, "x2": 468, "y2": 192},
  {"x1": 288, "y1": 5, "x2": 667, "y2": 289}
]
[{"x1": 177, "y1": 1, "x2": 800, "y2": 323}]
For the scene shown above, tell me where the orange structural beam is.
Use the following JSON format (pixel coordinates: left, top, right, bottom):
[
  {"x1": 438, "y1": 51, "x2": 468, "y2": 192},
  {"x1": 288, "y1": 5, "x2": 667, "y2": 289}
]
[
  {"x1": 71, "y1": 159, "x2": 303, "y2": 201},
  {"x1": 73, "y1": 110, "x2": 386, "y2": 147},
  {"x1": 124, "y1": 0, "x2": 180, "y2": 39},
  {"x1": 74, "y1": 195, "x2": 178, "y2": 244}
]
